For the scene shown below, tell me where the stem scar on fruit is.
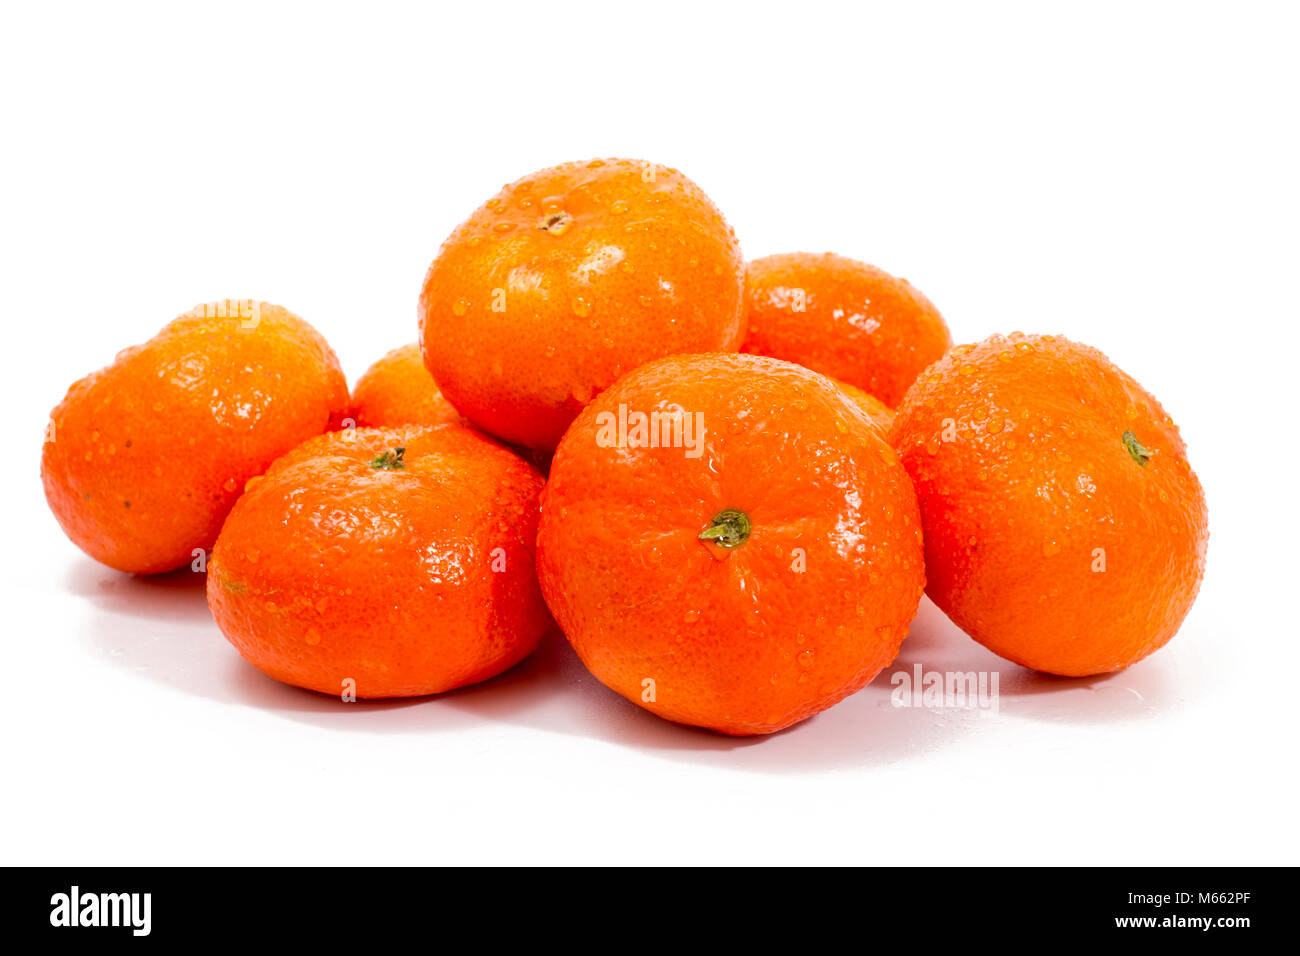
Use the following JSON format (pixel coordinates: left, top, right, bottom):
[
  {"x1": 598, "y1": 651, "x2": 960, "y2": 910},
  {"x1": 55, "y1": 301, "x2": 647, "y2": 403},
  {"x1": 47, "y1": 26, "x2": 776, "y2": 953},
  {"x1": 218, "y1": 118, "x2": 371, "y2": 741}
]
[
  {"x1": 1122, "y1": 430, "x2": 1155, "y2": 467},
  {"x1": 370, "y1": 446, "x2": 406, "y2": 470},
  {"x1": 699, "y1": 509, "x2": 752, "y2": 549},
  {"x1": 538, "y1": 212, "x2": 572, "y2": 236}
]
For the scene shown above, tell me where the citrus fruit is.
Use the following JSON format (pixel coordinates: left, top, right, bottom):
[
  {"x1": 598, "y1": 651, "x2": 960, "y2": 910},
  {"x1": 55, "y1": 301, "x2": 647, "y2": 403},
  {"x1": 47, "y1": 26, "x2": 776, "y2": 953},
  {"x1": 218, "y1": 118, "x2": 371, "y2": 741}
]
[
  {"x1": 350, "y1": 343, "x2": 463, "y2": 428},
  {"x1": 419, "y1": 158, "x2": 745, "y2": 451},
  {"x1": 742, "y1": 252, "x2": 952, "y2": 407},
  {"x1": 536, "y1": 353, "x2": 925, "y2": 735},
  {"x1": 208, "y1": 424, "x2": 550, "y2": 698},
  {"x1": 41, "y1": 300, "x2": 349, "y2": 574},
  {"x1": 891, "y1": 333, "x2": 1208, "y2": 676},
  {"x1": 832, "y1": 377, "x2": 896, "y2": 434}
]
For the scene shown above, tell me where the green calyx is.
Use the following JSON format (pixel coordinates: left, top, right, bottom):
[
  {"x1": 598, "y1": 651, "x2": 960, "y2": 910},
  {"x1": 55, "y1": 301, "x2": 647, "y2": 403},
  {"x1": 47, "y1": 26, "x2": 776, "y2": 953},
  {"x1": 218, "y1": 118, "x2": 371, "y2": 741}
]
[
  {"x1": 370, "y1": 446, "x2": 406, "y2": 470},
  {"x1": 1122, "y1": 431, "x2": 1155, "y2": 467},
  {"x1": 698, "y1": 509, "x2": 752, "y2": 549}
]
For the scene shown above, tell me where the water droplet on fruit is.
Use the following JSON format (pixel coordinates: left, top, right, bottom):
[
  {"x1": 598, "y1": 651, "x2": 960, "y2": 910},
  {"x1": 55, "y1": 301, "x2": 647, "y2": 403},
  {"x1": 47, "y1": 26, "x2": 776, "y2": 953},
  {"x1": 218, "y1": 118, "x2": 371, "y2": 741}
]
[
  {"x1": 610, "y1": 200, "x2": 628, "y2": 214},
  {"x1": 1042, "y1": 540, "x2": 1061, "y2": 557},
  {"x1": 571, "y1": 297, "x2": 592, "y2": 317}
]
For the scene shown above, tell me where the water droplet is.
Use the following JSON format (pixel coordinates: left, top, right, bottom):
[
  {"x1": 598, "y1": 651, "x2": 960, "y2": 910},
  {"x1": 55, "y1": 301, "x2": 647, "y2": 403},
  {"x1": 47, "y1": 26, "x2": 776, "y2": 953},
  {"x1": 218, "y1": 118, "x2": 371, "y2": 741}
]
[
  {"x1": 1042, "y1": 540, "x2": 1061, "y2": 557},
  {"x1": 452, "y1": 299, "x2": 469, "y2": 316},
  {"x1": 610, "y1": 199, "x2": 628, "y2": 214},
  {"x1": 492, "y1": 221, "x2": 514, "y2": 233},
  {"x1": 571, "y1": 297, "x2": 592, "y2": 317}
]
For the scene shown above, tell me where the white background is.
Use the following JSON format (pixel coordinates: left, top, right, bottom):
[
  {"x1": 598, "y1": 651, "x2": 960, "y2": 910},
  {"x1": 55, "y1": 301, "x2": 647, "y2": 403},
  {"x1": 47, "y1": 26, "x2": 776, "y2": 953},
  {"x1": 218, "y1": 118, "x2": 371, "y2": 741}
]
[{"x1": 2, "y1": 2, "x2": 1297, "y2": 865}]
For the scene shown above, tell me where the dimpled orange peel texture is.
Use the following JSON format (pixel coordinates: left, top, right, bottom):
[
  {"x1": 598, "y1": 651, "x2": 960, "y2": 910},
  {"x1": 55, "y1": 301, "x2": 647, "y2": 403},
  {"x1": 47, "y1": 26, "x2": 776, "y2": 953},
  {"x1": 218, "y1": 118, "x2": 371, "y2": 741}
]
[
  {"x1": 208, "y1": 424, "x2": 551, "y2": 697},
  {"x1": 743, "y1": 252, "x2": 952, "y2": 407},
  {"x1": 419, "y1": 158, "x2": 746, "y2": 451},
  {"x1": 891, "y1": 333, "x2": 1208, "y2": 676},
  {"x1": 350, "y1": 343, "x2": 464, "y2": 428},
  {"x1": 537, "y1": 353, "x2": 926, "y2": 735},
  {"x1": 41, "y1": 300, "x2": 349, "y2": 574}
]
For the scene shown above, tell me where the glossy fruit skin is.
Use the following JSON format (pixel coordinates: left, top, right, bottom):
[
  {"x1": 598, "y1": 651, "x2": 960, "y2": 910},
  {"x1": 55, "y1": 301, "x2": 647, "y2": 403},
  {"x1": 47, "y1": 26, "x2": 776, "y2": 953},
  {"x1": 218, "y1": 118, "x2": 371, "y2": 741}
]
[
  {"x1": 832, "y1": 377, "x2": 896, "y2": 435},
  {"x1": 350, "y1": 343, "x2": 463, "y2": 428},
  {"x1": 41, "y1": 301, "x2": 349, "y2": 574},
  {"x1": 208, "y1": 425, "x2": 550, "y2": 698},
  {"x1": 537, "y1": 353, "x2": 925, "y2": 735},
  {"x1": 419, "y1": 158, "x2": 745, "y2": 451},
  {"x1": 891, "y1": 333, "x2": 1209, "y2": 677},
  {"x1": 743, "y1": 252, "x2": 952, "y2": 407}
]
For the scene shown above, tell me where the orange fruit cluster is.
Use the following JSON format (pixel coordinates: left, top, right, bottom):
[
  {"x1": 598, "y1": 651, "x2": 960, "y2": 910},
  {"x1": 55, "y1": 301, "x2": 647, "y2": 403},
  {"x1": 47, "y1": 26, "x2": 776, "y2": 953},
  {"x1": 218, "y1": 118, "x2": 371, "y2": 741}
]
[{"x1": 41, "y1": 157, "x2": 1208, "y2": 737}]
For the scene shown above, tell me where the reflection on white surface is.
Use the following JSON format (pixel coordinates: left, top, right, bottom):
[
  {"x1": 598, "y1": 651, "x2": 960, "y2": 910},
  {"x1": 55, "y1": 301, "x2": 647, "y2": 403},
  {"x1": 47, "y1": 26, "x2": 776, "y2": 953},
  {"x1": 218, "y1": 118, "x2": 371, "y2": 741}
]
[{"x1": 68, "y1": 558, "x2": 1207, "y2": 775}]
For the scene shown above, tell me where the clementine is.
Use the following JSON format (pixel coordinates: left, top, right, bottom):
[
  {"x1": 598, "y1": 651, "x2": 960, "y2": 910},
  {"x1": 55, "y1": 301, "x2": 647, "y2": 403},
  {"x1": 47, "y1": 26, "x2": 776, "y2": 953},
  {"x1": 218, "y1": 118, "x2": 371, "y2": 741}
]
[
  {"x1": 419, "y1": 158, "x2": 745, "y2": 451},
  {"x1": 891, "y1": 333, "x2": 1208, "y2": 676},
  {"x1": 743, "y1": 252, "x2": 952, "y2": 407},
  {"x1": 351, "y1": 343, "x2": 463, "y2": 428},
  {"x1": 208, "y1": 424, "x2": 550, "y2": 697},
  {"x1": 536, "y1": 353, "x2": 925, "y2": 735},
  {"x1": 832, "y1": 377, "x2": 896, "y2": 434},
  {"x1": 42, "y1": 300, "x2": 349, "y2": 574}
]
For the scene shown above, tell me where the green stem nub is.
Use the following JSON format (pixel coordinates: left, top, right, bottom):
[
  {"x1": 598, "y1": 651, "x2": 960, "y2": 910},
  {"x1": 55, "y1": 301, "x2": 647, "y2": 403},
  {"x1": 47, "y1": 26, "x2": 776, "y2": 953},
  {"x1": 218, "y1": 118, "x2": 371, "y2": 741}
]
[
  {"x1": 699, "y1": 509, "x2": 752, "y2": 549},
  {"x1": 371, "y1": 446, "x2": 406, "y2": 470},
  {"x1": 1122, "y1": 431, "x2": 1155, "y2": 467}
]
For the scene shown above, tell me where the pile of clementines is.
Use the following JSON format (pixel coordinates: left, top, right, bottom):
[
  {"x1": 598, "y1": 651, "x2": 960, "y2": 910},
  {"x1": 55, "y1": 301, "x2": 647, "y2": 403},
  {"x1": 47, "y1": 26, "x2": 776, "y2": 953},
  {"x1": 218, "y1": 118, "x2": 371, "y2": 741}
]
[{"x1": 41, "y1": 158, "x2": 1208, "y2": 736}]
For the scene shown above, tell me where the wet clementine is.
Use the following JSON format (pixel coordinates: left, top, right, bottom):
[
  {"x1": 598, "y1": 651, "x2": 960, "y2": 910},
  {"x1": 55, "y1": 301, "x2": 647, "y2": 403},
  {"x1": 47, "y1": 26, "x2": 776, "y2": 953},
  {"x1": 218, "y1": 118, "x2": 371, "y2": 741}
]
[
  {"x1": 41, "y1": 300, "x2": 349, "y2": 574},
  {"x1": 350, "y1": 343, "x2": 463, "y2": 428},
  {"x1": 208, "y1": 424, "x2": 550, "y2": 697},
  {"x1": 419, "y1": 158, "x2": 745, "y2": 451},
  {"x1": 536, "y1": 353, "x2": 925, "y2": 735},
  {"x1": 891, "y1": 333, "x2": 1208, "y2": 676},
  {"x1": 743, "y1": 252, "x2": 952, "y2": 407},
  {"x1": 832, "y1": 377, "x2": 896, "y2": 434}
]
